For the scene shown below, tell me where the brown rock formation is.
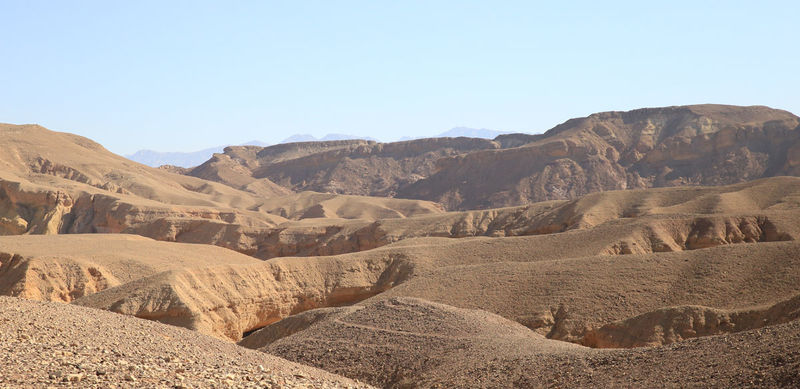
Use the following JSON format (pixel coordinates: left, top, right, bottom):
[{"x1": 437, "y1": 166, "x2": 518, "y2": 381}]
[{"x1": 399, "y1": 105, "x2": 800, "y2": 209}]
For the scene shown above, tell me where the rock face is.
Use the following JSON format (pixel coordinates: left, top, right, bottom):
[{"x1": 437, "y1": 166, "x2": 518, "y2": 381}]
[
  {"x1": 184, "y1": 105, "x2": 800, "y2": 210},
  {"x1": 3, "y1": 178, "x2": 800, "y2": 345},
  {"x1": 0, "y1": 234, "x2": 413, "y2": 342},
  {"x1": 4, "y1": 116, "x2": 800, "y2": 262}
]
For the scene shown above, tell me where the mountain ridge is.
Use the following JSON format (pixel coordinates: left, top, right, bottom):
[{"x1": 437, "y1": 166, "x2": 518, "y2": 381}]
[{"x1": 177, "y1": 104, "x2": 800, "y2": 210}]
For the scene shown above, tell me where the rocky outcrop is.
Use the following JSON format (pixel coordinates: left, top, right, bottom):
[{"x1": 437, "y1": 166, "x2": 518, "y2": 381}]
[{"x1": 602, "y1": 215, "x2": 794, "y2": 255}]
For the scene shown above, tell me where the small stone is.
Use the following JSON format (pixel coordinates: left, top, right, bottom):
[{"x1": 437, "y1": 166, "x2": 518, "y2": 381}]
[
  {"x1": 124, "y1": 373, "x2": 136, "y2": 382},
  {"x1": 64, "y1": 373, "x2": 84, "y2": 382}
]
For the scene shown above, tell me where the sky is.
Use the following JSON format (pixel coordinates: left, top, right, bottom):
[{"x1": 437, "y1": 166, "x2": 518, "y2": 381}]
[{"x1": 1, "y1": 1, "x2": 798, "y2": 154}]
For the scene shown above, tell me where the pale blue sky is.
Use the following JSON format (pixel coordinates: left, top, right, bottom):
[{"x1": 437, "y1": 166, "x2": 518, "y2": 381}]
[{"x1": 2, "y1": 1, "x2": 798, "y2": 154}]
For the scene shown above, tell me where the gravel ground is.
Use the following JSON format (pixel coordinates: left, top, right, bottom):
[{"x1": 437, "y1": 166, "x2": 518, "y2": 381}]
[{"x1": 0, "y1": 296, "x2": 372, "y2": 389}]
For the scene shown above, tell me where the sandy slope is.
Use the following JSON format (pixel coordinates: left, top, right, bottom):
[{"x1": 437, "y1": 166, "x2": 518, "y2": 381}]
[{"x1": 0, "y1": 296, "x2": 370, "y2": 388}]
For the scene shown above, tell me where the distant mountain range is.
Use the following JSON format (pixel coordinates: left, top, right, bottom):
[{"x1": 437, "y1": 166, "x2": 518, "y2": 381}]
[
  {"x1": 125, "y1": 140, "x2": 267, "y2": 168},
  {"x1": 397, "y1": 127, "x2": 511, "y2": 142},
  {"x1": 126, "y1": 128, "x2": 511, "y2": 167},
  {"x1": 280, "y1": 133, "x2": 379, "y2": 143},
  {"x1": 126, "y1": 147, "x2": 224, "y2": 168}
]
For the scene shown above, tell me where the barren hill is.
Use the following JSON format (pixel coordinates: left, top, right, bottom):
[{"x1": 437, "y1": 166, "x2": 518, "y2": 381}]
[{"x1": 182, "y1": 105, "x2": 800, "y2": 210}]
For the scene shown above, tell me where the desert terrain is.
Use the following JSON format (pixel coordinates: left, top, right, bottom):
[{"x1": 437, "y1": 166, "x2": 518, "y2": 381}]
[{"x1": 1, "y1": 104, "x2": 800, "y2": 388}]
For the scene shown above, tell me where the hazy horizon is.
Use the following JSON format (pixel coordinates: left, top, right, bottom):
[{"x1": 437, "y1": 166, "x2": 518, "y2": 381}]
[{"x1": 2, "y1": 1, "x2": 798, "y2": 154}]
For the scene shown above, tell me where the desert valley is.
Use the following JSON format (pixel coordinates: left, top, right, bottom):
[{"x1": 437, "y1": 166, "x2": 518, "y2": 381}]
[{"x1": 0, "y1": 104, "x2": 798, "y2": 387}]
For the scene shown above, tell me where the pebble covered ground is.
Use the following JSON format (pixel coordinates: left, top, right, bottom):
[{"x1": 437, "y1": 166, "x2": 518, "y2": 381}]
[{"x1": 0, "y1": 296, "x2": 373, "y2": 389}]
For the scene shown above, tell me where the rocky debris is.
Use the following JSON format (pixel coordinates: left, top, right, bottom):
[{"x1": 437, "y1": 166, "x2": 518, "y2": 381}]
[{"x1": 0, "y1": 296, "x2": 371, "y2": 388}]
